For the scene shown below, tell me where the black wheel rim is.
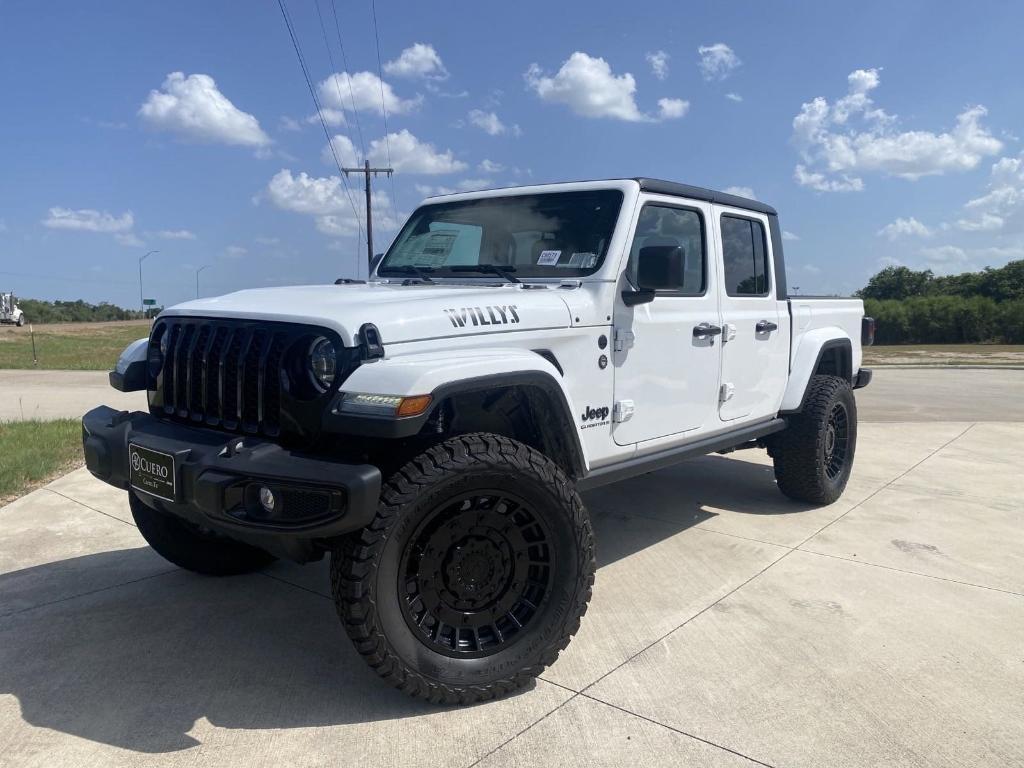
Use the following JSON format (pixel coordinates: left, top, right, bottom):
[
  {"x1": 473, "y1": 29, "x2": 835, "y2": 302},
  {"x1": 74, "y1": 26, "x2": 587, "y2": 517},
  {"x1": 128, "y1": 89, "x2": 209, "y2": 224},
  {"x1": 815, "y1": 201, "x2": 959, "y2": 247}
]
[
  {"x1": 823, "y1": 402, "x2": 850, "y2": 480},
  {"x1": 398, "y1": 490, "x2": 553, "y2": 658}
]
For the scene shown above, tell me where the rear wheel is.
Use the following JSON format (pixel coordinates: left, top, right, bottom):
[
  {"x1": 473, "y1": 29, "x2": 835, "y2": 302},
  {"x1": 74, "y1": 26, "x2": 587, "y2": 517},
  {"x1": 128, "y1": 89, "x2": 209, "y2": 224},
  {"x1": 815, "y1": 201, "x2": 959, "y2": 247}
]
[
  {"x1": 333, "y1": 432, "x2": 595, "y2": 704},
  {"x1": 16, "y1": 315, "x2": 24, "y2": 327},
  {"x1": 770, "y1": 374, "x2": 857, "y2": 504},
  {"x1": 129, "y1": 493, "x2": 275, "y2": 575}
]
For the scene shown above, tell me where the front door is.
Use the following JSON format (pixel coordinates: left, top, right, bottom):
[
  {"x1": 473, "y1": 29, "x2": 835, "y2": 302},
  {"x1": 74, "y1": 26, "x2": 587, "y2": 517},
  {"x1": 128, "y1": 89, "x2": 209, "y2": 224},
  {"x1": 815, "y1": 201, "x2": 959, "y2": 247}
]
[
  {"x1": 612, "y1": 199, "x2": 722, "y2": 445},
  {"x1": 715, "y1": 207, "x2": 788, "y2": 422}
]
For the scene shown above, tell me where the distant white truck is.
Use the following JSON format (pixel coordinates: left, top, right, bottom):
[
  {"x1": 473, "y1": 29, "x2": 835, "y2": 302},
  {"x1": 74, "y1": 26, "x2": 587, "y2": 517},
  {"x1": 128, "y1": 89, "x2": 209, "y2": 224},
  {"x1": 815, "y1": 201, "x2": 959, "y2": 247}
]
[
  {"x1": 0, "y1": 293, "x2": 25, "y2": 326},
  {"x1": 84, "y1": 178, "x2": 874, "y2": 704}
]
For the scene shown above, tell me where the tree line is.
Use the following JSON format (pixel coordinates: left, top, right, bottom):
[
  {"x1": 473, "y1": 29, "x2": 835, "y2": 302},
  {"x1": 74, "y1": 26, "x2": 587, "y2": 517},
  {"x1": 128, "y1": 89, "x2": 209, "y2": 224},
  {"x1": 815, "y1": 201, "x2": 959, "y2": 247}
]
[
  {"x1": 14, "y1": 298, "x2": 148, "y2": 324},
  {"x1": 857, "y1": 261, "x2": 1024, "y2": 344}
]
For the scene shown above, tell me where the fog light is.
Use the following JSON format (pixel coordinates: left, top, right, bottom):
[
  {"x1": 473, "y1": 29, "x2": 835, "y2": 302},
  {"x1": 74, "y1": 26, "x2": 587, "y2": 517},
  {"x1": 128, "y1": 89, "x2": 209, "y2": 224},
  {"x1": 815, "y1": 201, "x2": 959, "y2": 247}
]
[{"x1": 258, "y1": 486, "x2": 277, "y2": 513}]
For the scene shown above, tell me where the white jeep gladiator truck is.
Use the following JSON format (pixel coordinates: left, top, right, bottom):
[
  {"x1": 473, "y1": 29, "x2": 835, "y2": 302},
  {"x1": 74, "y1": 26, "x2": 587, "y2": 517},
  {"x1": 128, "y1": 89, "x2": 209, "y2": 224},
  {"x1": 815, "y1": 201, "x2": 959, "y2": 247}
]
[
  {"x1": 1, "y1": 292, "x2": 25, "y2": 326},
  {"x1": 83, "y1": 178, "x2": 873, "y2": 703}
]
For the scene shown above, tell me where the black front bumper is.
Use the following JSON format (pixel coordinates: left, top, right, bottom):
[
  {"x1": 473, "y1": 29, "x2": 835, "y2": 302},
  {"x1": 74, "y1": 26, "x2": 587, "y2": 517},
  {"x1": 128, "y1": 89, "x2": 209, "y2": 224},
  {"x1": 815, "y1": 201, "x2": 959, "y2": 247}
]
[{"x1": 82, "y1": 405, "x2": 382, "y2": 562}]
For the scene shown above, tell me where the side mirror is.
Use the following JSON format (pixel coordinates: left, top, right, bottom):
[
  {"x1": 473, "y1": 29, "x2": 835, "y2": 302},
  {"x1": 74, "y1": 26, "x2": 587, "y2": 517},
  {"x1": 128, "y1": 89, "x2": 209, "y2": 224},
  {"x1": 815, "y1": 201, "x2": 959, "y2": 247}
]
[{"x1": 621, "y1": 244, "x2": 685, "y2": 307}]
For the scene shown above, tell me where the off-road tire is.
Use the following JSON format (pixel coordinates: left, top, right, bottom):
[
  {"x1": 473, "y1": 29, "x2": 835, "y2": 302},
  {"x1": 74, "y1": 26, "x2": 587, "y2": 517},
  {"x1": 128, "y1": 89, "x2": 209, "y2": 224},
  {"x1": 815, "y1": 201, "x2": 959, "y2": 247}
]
[
  {"x1": 332, "y1": 432, "x2": 595, "y2": 705},
  {"x1": 16, "y1": 316, "x2": 24, "y2": 327},
  {"x1": 770, "y1": 374, "x2": 857, "y2": 504},
  {"x1": 129, "y1": 492, "x2": 276, "y2": 575}
]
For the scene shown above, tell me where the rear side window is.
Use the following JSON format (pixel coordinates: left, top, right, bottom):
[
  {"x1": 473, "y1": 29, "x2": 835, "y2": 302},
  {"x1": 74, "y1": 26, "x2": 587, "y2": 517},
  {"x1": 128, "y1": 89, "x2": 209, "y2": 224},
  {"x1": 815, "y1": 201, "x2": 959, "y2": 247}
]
[
  {"x1": 626, "y1": 204, "x2": 706, "y2": 295},
  {"x1": 721, "y1": 215, "x2": 770, "y2": 296}
]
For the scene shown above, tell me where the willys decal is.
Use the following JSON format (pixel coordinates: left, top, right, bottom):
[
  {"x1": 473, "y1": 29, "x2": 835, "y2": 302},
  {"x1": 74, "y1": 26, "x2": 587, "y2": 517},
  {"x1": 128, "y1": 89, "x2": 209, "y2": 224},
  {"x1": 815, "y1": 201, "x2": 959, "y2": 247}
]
[{"x1": 444, "y1": 305, "x2": 520, "y2": 328}]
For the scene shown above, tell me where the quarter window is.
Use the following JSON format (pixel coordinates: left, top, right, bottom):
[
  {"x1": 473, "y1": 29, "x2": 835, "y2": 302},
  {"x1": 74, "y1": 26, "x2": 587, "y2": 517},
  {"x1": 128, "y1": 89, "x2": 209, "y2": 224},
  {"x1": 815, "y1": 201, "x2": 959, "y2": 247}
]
[
  {"x1": 626, "y1": 205, "x2": 706, "y2": 295},
  {"x1": 721, "y1": 215, "x2": 770, "y2": 296}
]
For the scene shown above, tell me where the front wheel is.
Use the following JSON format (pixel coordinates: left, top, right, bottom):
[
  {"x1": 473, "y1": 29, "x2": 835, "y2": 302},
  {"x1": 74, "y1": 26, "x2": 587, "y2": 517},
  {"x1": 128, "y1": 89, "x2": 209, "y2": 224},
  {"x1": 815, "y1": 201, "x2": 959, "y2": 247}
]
[
  {"x1": 769, "y1": 374, "x2": 857, "y2": 504},
  {"x1": 332, "y1": 433, "x2": 595, "y2": 704},
  {"x1": 16, "y1": 316, "x2": 24, "y2": 327}
]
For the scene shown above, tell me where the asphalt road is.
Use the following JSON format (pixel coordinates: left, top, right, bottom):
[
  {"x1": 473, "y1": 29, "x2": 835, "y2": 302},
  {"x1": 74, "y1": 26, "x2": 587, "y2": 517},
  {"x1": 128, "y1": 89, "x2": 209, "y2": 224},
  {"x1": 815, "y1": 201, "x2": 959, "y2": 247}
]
[{"x1": 1, "y1": 367, "x2": 1020, "y2": 422}]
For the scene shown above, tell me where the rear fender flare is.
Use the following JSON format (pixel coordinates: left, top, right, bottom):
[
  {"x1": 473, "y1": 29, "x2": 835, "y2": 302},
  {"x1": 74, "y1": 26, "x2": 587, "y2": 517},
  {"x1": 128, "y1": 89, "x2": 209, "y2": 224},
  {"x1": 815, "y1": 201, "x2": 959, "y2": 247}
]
[{"x1": 780, "y1": 331, "x2": 852, "y2": 413}]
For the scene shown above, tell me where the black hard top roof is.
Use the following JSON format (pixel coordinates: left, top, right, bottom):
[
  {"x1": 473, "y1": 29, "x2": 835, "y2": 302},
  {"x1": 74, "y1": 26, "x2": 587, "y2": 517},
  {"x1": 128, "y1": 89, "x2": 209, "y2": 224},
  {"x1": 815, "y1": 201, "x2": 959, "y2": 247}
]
[{"x1": 633, "y1": 178, "x2": 777, "y2": 216}]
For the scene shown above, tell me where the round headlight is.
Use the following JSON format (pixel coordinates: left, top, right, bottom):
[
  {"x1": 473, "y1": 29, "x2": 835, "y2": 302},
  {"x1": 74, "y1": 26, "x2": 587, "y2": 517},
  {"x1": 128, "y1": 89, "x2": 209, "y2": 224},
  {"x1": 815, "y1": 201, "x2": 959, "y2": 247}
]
[{"x1": 308, "y1": 337, "x2": 337, "y2": 390}]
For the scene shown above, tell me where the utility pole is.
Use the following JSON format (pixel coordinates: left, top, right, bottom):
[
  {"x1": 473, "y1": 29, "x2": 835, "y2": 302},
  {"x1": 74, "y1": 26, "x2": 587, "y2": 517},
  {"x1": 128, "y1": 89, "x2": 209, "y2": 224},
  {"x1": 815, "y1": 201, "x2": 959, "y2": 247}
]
[
  {"x1": 196, "y1": 265, "x2": 211, "y2": 298},
  {"x1": 341, "y1": 159, "x2": 393, "y2": 273},
  {"x1": 139, "y1": 250, "x2": 158, "y2": 316}
]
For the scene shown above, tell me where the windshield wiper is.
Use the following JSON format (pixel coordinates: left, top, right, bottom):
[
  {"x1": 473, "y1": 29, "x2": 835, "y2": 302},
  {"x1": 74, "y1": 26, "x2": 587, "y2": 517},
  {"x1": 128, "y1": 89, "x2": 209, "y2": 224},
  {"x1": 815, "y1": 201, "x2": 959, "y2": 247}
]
[
  {"x1": 448, "y1": 264, "x2": 520, "y2": 283},
  {"x1": 380, "y1": 265, "x2": 436, "y2": 283}
]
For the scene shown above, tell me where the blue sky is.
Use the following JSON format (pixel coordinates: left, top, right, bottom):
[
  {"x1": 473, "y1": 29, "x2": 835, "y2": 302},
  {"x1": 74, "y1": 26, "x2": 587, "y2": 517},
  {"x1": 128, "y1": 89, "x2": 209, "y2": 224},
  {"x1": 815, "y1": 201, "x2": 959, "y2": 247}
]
[{"x1": 2, "y1": 0, "x2": 1023, "y2": 308}]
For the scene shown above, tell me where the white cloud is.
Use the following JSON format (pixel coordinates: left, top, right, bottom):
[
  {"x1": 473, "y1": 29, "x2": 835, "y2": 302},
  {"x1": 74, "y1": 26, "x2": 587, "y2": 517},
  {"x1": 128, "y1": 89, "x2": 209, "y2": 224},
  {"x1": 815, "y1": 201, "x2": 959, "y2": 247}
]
[
  {"x1": 525, "y1": 52, "x2": 647, "y2": 122},
  {"x1": 792, "y1": 69, "x2": 1002, "y2": 191},
  {"x1": 725, "y1": 93, "x2": 743, "y2": 103},
  {"x1": 956, "y1": 152, "x2": 1023, "y2": 232},
  {"x1": 917, "y1": 245, "x2": 973, "y2": 274},
  {"x1": 468, "y1": 109, "x2": 507, "y2": 136},
  {"x1": 225, "y1": 245, "x2": 248, "y2": 258},
  {"x1": 367, "y1": 129, "x2": 466, "y2": 174},
  {"x1": 279, "y1": 116, "x2": 302, "y2": 132},
  {"x1": 723, "y1": 186, "x2": 756, "y2": 199},
  {"x1": 657, "y1": 98, "x2": 689, "y2": 120},
  {"x1": 802, "y1": 263, "x2": 822, "y2": 274},
  {"x1": 321, "y1": 134, "x2": 361, "y2": 168},
  {"x1": 265, "y1": 169, "x2": 400, "y2": 237},
  {"x1": 525, "y1": 52, "x2": 685, "y2": 122},
  {"x1": 783, "y1": 230, "x2": 800, "y2": 241},
  {"x1": 155, "y1": 229, "x2": 197, "y2": 240},
  {"x1": 416, "y1": 179, "x2": 494, "y2": 197},
  {"x1": 317, "y1": 71, "x2": 421, "y2": 116},
  {"x1": 254, "y1": 236, "x2": 280, "y2": 246},
  {"x1": 0, "y1": 219, "x2": 7, "y2": 233},
  {"x1": 877, "y1": 217, "x2": 932, "y2": 240},
  {"x1": 794, "y1": 164, "x2": 864, "y2": 193},
  {"x1": 698, "y1": 43, "x2": 741, "y2": 81},
  {"x1": 139, "y1": 72, "x2": 270, "y2": 147},
  {"x1": 42, "y1": 207, "x2": 134, "y2": 233},
  {"x1": 115, "y1": 232, "x2": 145, "y2": 247},
  {"x1": 646, "y1": 50, "x2": 669, "y2": 80},
  {"x1": 478, "y1": 159, "x2": 504, "y2": 173},
  {"x1": 310, "y1": 108, "x2": 347, "y2": 127},
  {"x1": 383, "y1": 43, "x2": 448, "y2": 80}
]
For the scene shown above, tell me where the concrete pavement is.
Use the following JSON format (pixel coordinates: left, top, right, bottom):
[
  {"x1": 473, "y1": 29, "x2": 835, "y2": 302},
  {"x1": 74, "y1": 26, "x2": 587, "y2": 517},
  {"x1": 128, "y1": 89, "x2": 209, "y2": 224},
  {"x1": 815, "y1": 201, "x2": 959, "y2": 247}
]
[{"x1": 1, "y1": 379, "x2": 1023, "y2": 766}]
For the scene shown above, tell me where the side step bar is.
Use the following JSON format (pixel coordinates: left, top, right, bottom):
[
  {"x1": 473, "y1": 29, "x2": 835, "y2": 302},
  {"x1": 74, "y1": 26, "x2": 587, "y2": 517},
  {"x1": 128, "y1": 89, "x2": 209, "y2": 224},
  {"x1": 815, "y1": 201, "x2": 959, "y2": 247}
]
[{"x1": 578, "y1": 418, "x2": 787, "y2": 490}]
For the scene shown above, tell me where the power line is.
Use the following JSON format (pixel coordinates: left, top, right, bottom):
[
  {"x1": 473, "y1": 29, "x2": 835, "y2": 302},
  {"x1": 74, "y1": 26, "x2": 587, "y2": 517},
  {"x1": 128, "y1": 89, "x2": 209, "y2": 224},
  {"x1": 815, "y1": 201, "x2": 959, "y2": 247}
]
[
  {"x1": 369, "y1": 0, "x2": 400, "y2": 220},
  {"x1": 328, "y1": 0, "x2": 367, "y2": 160},
  {"x1": 313, "y1": 0, "x2": 357, "y2": 148},
  {"x1": 276, "y1": 0, "x2": 364, "y2": 247}
]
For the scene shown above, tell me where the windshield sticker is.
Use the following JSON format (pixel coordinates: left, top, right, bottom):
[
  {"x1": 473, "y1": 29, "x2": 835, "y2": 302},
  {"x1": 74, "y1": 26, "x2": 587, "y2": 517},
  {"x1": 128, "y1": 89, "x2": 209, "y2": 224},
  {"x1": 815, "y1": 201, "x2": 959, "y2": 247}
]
[
  {"x1": 566, "y1": 252, "x2": 596, "y2": 268},
  {"x1": 536, "y1": 249, "x2": 561, "y2": 266},
  {"x1": 389, "y1": 230, "x2": 458, "y2": 267},
  {"x1": 444, "y1": 305, "x2": 520, "y2": 328}
]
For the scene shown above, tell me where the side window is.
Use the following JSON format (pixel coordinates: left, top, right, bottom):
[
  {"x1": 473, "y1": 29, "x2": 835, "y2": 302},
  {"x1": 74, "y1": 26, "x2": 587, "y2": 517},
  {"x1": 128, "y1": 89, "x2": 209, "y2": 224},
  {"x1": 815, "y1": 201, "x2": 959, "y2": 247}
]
[
  {"x1": 721, "y1": 215, "x2": 770, "y2": 296},
  {"x1": 626, "y1": 205, "x2": 705, "y2": 295}
]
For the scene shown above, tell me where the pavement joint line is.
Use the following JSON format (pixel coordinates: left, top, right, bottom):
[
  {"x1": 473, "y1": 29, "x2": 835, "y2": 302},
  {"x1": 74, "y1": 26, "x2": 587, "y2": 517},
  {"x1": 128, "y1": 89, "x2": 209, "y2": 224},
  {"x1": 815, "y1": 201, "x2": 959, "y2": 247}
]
[
  {"x1": 42, "y1": 487, "x2": 137, "y2": 528},
  {"x1": 465, "y1": 691, "x2": 580, "y2": 768},
  {"x1": 794, "y1": 547, "x2": 1024, "y2": 599},
  {"x1": 792, "y1": 422, "x2": 978, "y2": 551},
  {"x1": 258, "y1": 570, "x2": 332, "y2": 601},
  {"x1": 578, "y1": 692, "x2": 778, "y2": 768},
  {"x1": 0, "y1": 568, "x2": 178, "y2": 619},
  {"x1": 577, "y1": 546, "x2": 796, "y2": 696}
]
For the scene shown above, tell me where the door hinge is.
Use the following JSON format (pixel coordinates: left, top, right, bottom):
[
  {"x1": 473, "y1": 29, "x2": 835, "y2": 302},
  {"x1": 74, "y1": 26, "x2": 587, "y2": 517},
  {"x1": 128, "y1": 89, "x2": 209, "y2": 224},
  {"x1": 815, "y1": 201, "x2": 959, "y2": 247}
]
[
  {"x1": 613, "y1": 399, "x2": 635, "y2": 423},
  {"x1": 614, "y1": 328, "x2": 635, "y2": 352},
  {"x1": 719, "y1": 383, "x2": 735, "y2": 403},
  {"x1": 723, "y1": 323, "x2": 737, "y2": 342}
]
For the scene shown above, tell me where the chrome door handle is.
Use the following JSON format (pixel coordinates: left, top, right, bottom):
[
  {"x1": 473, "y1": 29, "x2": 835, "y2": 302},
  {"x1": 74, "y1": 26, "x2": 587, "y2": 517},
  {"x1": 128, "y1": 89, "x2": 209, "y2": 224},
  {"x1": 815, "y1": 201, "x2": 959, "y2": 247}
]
[
  {"x1": 756, "y1": 320, "x2": 778, "y2": 334},
  {"x1": 693, "y1": 322, "x2": 723, "y2": 340}
]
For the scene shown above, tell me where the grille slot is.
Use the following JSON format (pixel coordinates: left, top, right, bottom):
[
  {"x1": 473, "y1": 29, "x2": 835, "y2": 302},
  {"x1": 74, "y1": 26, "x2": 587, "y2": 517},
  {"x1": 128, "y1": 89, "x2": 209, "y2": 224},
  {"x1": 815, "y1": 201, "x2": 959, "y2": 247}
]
[{"x1": 151, "y1": 318, "x2": 349, "y2": 438}]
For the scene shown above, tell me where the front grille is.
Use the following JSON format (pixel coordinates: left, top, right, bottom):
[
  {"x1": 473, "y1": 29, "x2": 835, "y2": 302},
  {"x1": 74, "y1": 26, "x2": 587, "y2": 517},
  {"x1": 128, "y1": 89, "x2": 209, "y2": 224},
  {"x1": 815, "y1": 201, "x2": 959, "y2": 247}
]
[{"x1": 149, "y1": 317, "x2": 351, "y2": 438}]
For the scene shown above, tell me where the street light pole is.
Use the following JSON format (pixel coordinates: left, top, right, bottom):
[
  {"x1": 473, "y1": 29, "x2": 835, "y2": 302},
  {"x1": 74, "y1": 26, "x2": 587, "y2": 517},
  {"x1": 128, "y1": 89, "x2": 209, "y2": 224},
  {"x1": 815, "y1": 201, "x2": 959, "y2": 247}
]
[
  {"x1": 139, "y1": 250, "x2": 158, "y2": 316},
  {"x1": 196, "y1": 265, "x2": 211, "y2": 298}
]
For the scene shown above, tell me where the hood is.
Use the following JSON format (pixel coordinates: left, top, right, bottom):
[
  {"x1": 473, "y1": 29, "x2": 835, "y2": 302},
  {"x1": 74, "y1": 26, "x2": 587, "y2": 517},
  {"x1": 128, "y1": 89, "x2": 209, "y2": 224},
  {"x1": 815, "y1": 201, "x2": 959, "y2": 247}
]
[{"x1": 162, "y1": 282, "x2": 573, "y2": 345}]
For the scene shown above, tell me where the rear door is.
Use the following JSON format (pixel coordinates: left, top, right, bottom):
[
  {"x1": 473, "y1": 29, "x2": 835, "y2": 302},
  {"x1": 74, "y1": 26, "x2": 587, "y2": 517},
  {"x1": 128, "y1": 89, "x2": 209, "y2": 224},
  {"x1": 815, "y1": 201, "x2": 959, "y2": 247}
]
[
  {"x1": 714, "y1": 207, "x2": 788, "y2": 422},
  {"x1": 612, "y1": 198, "x2": 722, "y2": 445}
]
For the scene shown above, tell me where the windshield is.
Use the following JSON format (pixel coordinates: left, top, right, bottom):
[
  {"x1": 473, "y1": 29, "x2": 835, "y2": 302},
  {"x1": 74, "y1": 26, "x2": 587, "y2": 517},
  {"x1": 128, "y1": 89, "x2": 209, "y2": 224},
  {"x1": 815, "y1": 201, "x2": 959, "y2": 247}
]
[{"x1": 378, "y1": 190, "x2": 624, "y2": 279}]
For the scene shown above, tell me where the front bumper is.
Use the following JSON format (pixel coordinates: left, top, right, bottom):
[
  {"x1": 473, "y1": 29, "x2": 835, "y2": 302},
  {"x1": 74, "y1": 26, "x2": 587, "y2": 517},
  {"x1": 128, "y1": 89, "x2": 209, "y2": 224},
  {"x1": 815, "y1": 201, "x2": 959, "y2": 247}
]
[
  {"x1": 853, "y1": 368, "x2": 872, "y2": 389},
  {"x1": 82, "y1": 405, "x2": 382, "y2": 561}
]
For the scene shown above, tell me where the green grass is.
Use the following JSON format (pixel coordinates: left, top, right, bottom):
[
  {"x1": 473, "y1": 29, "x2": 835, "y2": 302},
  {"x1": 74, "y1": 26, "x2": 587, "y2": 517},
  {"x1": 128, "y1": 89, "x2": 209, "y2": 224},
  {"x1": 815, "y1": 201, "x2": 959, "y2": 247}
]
[
  {"x1": 0, "y1": 321, "x2": 150, "y2": 370},
  {"x1": 0, "y1": 419, "x2": 83, "y2": 503}
]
